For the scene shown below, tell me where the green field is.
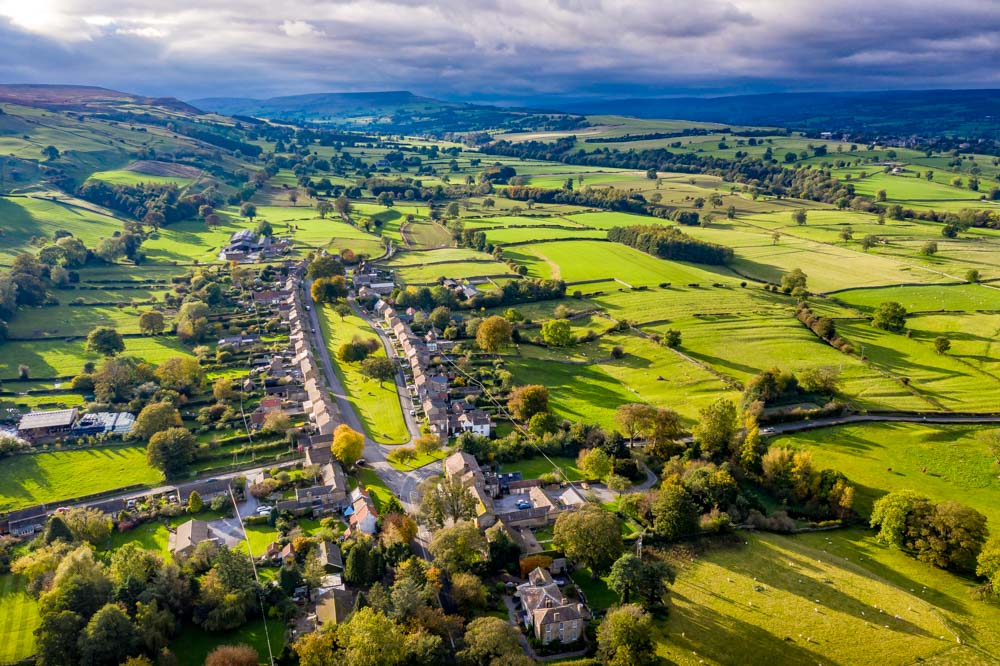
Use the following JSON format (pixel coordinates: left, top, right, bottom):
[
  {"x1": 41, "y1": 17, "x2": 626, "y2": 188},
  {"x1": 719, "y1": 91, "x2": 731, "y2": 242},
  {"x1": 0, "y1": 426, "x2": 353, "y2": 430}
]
[
  {"x1": 0, "y1": 335, "x2": 194, "y2": 380},
  {"x1": 317, "y1": 306, "x2": 409, "y2": 444},
  {"x1": 773, "y1": 423, "x2": 1000, "y2": 524},
  {"x1": 506, "y1": 333, "x2": 739, "y2": 428},
  {"x1": 499, "y1": 455, "x2": 585, "y2": 482},
  {"x1": 0, "y1": 574, "x2": 40, "y2": 664},
  {"x1": 0, "y1": 196, "x2": 124, "y2": 266},
  {"x1": 88, "y1": 169, "x2": 194, "y2": 187},
  {"x1": 0, "y1": 446, "x2": 163, "y2": 511},
  {"x1": 170, "y1": 618, "x2": 286, "y2": 666},
  {"x1": 653, "y1": 529, "x2": 1000, "y2": 665},
  {"x1": 833, "y1": 284, "x2": 1000, "y2": 312}
]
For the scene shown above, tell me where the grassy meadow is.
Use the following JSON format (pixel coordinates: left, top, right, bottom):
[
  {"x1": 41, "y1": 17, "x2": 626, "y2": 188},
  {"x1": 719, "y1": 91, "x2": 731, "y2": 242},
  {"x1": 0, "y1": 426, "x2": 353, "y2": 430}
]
[
  {"x1": 0, "y1": 446, "x2": 163, "y2": 511},
  {"x1": 317, "y1": 306, "x2": 409, "y2": 444}
]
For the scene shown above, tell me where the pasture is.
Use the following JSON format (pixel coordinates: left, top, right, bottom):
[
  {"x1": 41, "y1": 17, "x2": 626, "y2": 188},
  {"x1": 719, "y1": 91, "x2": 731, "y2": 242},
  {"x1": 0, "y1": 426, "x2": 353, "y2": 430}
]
[
  {"x1": 317, "y1": 306, "x2": 409, "y2": 444},
  {"x1": 0, "y1": 446, "x2": 162, "y2": 511},
  {"x1": 654, "y1": 529, "x2": 1000, "y2": 665},
  {"x1": 0, "y1": 335, "x2": 193, "y2": 380},
  {"x1": 772, "y1": 423, "x2": 1000, "y2": 524}
]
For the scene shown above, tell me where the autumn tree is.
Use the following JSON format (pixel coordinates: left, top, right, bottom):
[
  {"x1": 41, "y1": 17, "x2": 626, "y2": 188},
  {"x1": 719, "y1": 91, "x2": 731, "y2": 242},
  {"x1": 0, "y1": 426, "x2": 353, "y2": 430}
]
[
  {"x1": 577, "y1": 448, "x2": 613, "y2": 481},
  {"x1": 475, "y1": 315, "x2": 512, "y2": 353},
  {"x1": 692, "y1": 398, "x2": 738, "y2": 459},
  {"x1": 205, "y1": 644, "x2": 259, "y2": 666},
  {"x1": 553, "y1": 505, "x2": 623, "y2": 577},
  {"x1": 428, "y1": 522, "x2": 486, "y2": 572},
  {"x1": 457, "y1": 616, "x2": 523, "y2": 665},
  {"x1": 154, "y1": 356, "x2": 204, "y2": 395},
  {"x1": 332, "y1": 424, "x2": 364, "y2": 465},
  {"x1": 131, "y1": 402, "x2": 182, "y2": 441},
  {"x1": 541, "y1": 318, "x2": 574, "y2": 347},
  {"x1": 507, "y1": 384, "x2": 549, "y2": 421},
  {"x1": 138, "y1": 311, "x2": 165, "y2": 335}
]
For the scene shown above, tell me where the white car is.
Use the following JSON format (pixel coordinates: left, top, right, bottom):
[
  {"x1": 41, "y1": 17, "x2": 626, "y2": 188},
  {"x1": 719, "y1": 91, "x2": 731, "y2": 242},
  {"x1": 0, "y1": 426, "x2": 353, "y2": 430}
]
[{"x1": 256, "y1": 506, "x2": 274, "y2": 515}]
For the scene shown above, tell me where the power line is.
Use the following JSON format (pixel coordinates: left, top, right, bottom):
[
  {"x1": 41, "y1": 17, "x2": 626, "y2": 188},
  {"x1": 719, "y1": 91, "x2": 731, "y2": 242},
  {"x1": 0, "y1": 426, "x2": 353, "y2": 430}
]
[{"x1": 228, "y1": 486, "x2": 275, "y2": 666}]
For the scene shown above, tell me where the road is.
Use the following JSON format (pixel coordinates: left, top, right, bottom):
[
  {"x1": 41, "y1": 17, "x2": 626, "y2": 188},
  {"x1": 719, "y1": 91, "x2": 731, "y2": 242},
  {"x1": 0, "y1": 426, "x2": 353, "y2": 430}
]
[{"x1": 300, "y1": 279, "x2": 440, "y2": 516}]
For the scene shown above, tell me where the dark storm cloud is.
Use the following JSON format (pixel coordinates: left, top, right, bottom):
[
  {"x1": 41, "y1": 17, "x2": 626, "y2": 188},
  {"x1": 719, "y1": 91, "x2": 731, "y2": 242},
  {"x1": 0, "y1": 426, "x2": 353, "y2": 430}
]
[{"x1": 0, "y1": 1, "x2": 997, "y2": 101}]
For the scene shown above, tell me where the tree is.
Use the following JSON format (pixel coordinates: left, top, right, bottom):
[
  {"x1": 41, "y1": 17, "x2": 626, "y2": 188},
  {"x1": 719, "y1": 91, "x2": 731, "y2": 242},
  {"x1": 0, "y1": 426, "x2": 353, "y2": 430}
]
[
  {"x1": 608, "y1": 554, "x2": 674, "y2": 609},
  {"x1": 541, "y1": 318, "x2": 574, "y2": 347},
  {"x1": 176, "y1": 300, "x2": 210, "y2": 344},
  {"x1": 792, "y1": 209, "x2": 807, "y2": 225},
  {"x1": 597, "y1": 604, "x2": 656, "y2": 666},
  {"x1": 414, "y1": 434, "x2": 441, "y2": 455},
  {"x1": 917, "y1": 501, "x2": 988, "y2": 572},
  {"x1": 450, "y1": 572, "x2": 487, "y2": 614},
  {"x1": 332, "y1": 424, "x2": 364, "y2": 465},
  {"x1": 934, "y1": 336, "x2": 951, "y2": 354},
  {"x1": 428, "y1": 522, "x2": 486, "y2": 572},
  {"x1": 78, "y1": 603, "x2": 138, "y2": 666},
  {"x1": 154, "y1": 356, "x2": 204, "y2": 395},
  {"x1": 86, "y1": 326, "x2": 125, "y2": 356},
  {"x1": 43, "y1": 514, "x2": 75, "y2": 544},
  {"x1": 360, "y1": 357, "x2": 395, "y2": 387},
  {"x1": 147, "y1": 428, "x2": 196, "y2": 478},
  {"x1": 967, "y1": 268, "x2": 981, "y2": 283},
  {"x1": 577, "y1": 448, "x2": 613, "y2": 482},
  {"x1": 239, "y1": 202, "x2": 257, "y2": 221},
  {"x1": 36, "y1": 609, "x2": 85, "y2": 666},
  {"x1": 977, "y1": 536, "x2": 1000, "y2": 596},
  {"x1": 340, "y1": 608, "x2": 408, "y2": 666},
  {"x1": 871, "y1": 490, "x2": 926, "y2": 548},
  {"x1": 652, "y1": 483, "x2": 699, "y2": 541},
  {"x1": 861, "y1": 234, "x2": 879, "y2": 252},
  {"x1": 429, "y1": 306, "x2": 451, "y2": 330},
  {"x1": 475, "y1": 315, "x2": 512, "y2": 353},
  {"x1": 311, "y1": 276, "x2": 348, "y2": 303},
  {"x1": 293, "y1": 626, "x2": 339, "y2": 666},
  {"x1": 42, "y1": 145, "x2": 60, "y2": 161},
  {"x1": 316, "y1": 200, "x2": 334, "y2": 219},
  {"x1": 418, "y1": 475, "x2": 477, "y2": 528},
  {"x1": 135, "y1": 600, "x2": 175, "y2": 655},
  {"x1": 692, "y1": 398, "x2": 738, "y2": 459},
  {"x1": 507, "y1": 384, "x2": 549, "y2": 421},
  {"x1": 334, "y1": 196, "x2": 352, "y2": 216},
  {"x1": 132, "y1": 402, "x2": 182, "y2": 441},
  {"x1": 262, "y1": 410, "x2": 292, "y2": 434},
  {"x1": 872, "y1": 301, "x2": 907, "y2": 332},
  {"x1": 780, "y1": 268, "x2": 808, "y2": 295},
  {"x1": 308, "y1": 255, "x2": 345, "y2": 279},
  {"x1": 205, "y1": 644, "x2": 259, "y2": 666},
  {"x1": 213, "y1": 378, "x2": 235, "y2": 403},
  {"x1": 457, "y1": 616, "x2": 522, "y2": 666},
  {"x1": 921, "y1": 241, "x2": 938, "y2": 256},
  {"x1": 62, "y1": 507, "x2": 112, "y2": 544},
  {"x1": 553, "y1": 505, "x2": 623, "y2": 577},
  {"x1": 138, "y1": 311, "x2": 165, "y2": 335},
  {"x1": 334, "y1": 302, "x2": 353, "y2": 321}
]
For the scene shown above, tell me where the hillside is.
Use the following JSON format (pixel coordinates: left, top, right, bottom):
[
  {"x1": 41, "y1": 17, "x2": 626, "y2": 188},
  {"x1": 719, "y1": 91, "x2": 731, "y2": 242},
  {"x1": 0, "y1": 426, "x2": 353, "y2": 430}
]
[
  {"x1": 0, "y1": 83, "x2": 203, "y2": 115},
  {"x1": 192, "y1": 90, "x2": 587, "y2": 134},
  {"x1": 559, "y1": 88, "x2": 1000, "y2": 137}
]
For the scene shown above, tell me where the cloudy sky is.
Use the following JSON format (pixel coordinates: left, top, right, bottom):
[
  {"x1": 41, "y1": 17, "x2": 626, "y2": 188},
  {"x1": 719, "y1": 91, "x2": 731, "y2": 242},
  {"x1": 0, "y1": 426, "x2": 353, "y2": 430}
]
[{"x1": 1, "y1": 0, "x2": 998, "y2": 103}]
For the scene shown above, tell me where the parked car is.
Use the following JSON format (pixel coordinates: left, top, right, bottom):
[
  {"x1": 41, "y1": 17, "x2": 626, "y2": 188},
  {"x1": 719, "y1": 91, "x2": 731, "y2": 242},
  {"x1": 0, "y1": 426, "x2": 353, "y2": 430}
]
[
  {"x1": 355, "y1": 458, "x2": 367, "y2": 466},
  {"x1": 256, "y1": 505, "x2": 274, "y2": 515},
  {"x1": 516, "y1": 500, "x2": 531, "y2": 510}
]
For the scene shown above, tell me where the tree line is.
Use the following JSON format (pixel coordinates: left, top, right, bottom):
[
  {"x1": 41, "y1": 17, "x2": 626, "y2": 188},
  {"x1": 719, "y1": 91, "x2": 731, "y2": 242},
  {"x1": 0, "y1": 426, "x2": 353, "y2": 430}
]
[{"x1": 607, "y1": 224, "x2": 734, "y2": 265}]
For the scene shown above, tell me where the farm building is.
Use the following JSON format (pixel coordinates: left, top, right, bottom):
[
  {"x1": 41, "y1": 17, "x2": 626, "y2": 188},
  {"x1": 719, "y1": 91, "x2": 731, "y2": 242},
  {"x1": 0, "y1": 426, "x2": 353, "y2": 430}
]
[
  {"x1": 17, "y1": 408, "x2": 78, "y2": 442},
  {"x1": 72, "y1": 412, "x2": 135, "y2": 437}
]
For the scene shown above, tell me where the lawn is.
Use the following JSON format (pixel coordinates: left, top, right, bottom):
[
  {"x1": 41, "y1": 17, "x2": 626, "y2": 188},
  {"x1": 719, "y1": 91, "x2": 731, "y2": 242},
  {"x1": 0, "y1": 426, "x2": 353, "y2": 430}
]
[
  {"x1": 0, "y1": 446, "x2": 163, "y2": 511},
  {"x1": 499, "y1": 455, "x2": 585, "y2": 482},
  {"x1": 236, "y1": 524, "x2": 280, "y2": 558},
  {"x1": 357, "y1": 468, "x2": 395, "y2": 512},
  {"x1": 0, "y1": 574, "x2": 40, "y2": 664},
  {"x1": 772, "y1": 422, "x2": 1000, "y2": 524},
  {"x1": 654, "y1": 529, "x2": 1000, "y2": 665},
  {"x1": 317, "y1": 306, "x2": 409, "y2": 444},
  {"x1": 88, "y1": 169, "x2": 194, "y2": 187},
  {"x1": 387, "y1": 448, "x2": 448, "y2": 472},
  {"x1": 570, "y1": 567, "x2": 619, "y2": 610},
  {"x1": 170, "y1": 618, "x2": 285, "y2": 666}
]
